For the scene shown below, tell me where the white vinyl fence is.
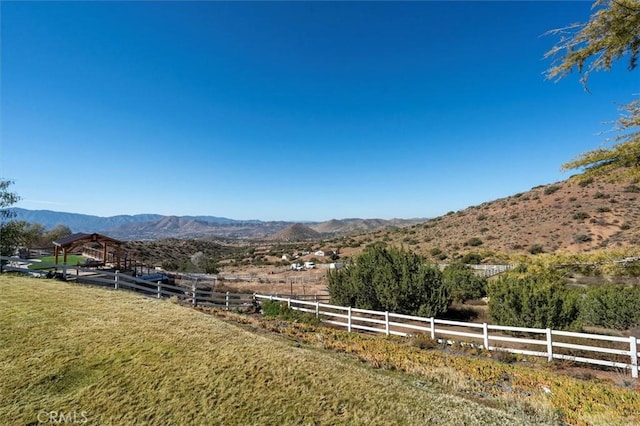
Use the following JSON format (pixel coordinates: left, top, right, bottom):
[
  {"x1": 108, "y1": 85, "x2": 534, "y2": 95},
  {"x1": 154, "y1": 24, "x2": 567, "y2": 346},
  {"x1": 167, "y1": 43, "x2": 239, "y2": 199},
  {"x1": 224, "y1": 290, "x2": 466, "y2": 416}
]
[
  {"x1": 254, "y1": 294, "x2": 639, "y2": 379},
  {"x1": 2, "y1": 256, "x2": 637, "y2": 379}
]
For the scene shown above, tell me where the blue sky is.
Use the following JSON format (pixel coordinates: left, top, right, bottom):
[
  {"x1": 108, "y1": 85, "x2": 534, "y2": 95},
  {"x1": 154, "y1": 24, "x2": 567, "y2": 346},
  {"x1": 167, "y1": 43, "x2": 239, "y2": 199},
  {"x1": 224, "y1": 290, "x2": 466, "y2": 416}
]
[{"x1": 2, "y1": 1, "x2": 637, "y2": 222}]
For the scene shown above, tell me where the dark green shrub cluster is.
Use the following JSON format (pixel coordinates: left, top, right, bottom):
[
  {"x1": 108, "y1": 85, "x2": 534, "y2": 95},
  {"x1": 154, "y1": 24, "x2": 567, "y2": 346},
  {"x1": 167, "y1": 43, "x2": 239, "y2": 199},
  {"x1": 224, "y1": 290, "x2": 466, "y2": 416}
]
[
  {"x1": 572, "y1": 212, "x2": 590, "y2": 220},
  {"x1": 488, "y1": 273, "x2": 581, "y2": 330},
  {"x1": 573, "y1": 234, "x2": 593, "y2": 243},
  {"x1": 261, "y1": 300, "x2": 319, "y2": 325},
  {"x1": 465, "y1": 237, "x2": 483, "y2": 247},
  {"x1": 460, "y1": 252, "x2": 483, "y2": 264},
  {"x1": 544, "y1": 185, "x2": 561, "y2": 195},
  {"x1": 577, "y1": 177, "x2": 594, "y2": 187},
  {"x1": 327, "y1": 246, "x2": 450, "y2": 317},
  {"x1": 442, "y1": 263, "x2": 487, "y2": 302},
  {"x1": 529, "y1": 244, "x2": 544, "y2": 254},
  {"x1": 580, "y1": 285, "x2": 640, "y2": 330}
]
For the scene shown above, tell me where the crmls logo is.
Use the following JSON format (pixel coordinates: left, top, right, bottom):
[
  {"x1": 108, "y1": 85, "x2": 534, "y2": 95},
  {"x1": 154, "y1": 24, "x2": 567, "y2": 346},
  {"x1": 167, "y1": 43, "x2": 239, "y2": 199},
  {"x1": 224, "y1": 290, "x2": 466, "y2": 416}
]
[{"x1": 37, "y1": 411, "x2": 88, "y2": 424}]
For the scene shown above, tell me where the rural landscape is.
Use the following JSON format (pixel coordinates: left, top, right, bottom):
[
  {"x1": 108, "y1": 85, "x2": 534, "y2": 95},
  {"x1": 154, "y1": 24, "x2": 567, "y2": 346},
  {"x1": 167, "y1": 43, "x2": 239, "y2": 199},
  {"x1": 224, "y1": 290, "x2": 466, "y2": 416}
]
[{"x1": 3, "y1": 1, "x2": 640, "y2": 425}]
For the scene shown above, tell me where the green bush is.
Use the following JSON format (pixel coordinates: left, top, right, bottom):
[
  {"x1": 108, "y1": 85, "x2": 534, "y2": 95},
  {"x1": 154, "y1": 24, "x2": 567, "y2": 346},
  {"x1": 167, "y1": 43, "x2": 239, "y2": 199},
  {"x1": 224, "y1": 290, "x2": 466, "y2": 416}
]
[
  {"x1": 488, "y1": 273, "x2": 581, "y2": 330},
  {"x1": 544, "y1": 185, "x2": 561, "y2": 195},
  {"x1": 572, "y1": 212, "x2": 590, "y2": 220},
  {"x1": 460, "y1": 252, "x2": 483, "y2": 264},
  {"x1": 261, "y1": 300, "x2": 319, "y2": 325},
  {"x1": 466, "y1": 237, "x2": 483, "y2": 247},
  {"x1": 529, "y1": 244, "x2": 544, "y2": 255},
  {"x1": 442, "y1": 263, "x2": 487, "y2": 302},
  {"x1": 580, "y1": 285, "x2": 640, "y2": 330},
  {"x1": 327, "y1": 246, "x2": 450, "y2": 317}
]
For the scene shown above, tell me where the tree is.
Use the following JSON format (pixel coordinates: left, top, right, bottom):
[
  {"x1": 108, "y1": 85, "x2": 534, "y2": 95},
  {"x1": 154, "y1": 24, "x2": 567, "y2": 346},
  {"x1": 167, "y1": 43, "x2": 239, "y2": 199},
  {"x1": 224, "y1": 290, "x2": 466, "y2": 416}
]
[
  {"x1": 545, "y1": 0, "x2": 640, "y2": 180},
  {"x1": 327, "y1": 245, "x2": 450, "y2": 317},
  {"x1": 0, "y1": 179, "x2": 21, "y2": 256},
  {"x1": 580, "y1": 284, "x2": 640, "y2": 330},
  {"x1": 42, "y1": 224, "x2": 72, "y2": 245},
  {"x1": 488, "y1": 272, "x2": 581, "y2": 330},
  {"x1": 442, "y1": 263, "x2": 487, "y2": 302}
]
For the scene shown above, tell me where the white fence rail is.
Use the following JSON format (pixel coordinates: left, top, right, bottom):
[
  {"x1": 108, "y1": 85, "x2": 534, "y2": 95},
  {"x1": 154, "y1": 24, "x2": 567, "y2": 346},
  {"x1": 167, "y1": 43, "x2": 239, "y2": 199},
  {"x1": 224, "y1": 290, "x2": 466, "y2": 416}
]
[
  {"x1": 254, "y1": 294, "x2": 639, "y2": 379},
  {"x1": 3, "y1": 256, "x2": 637, "y2": 379},
  {"x1": 1, "y1": 257, "x2": 254, "y2": 310}
]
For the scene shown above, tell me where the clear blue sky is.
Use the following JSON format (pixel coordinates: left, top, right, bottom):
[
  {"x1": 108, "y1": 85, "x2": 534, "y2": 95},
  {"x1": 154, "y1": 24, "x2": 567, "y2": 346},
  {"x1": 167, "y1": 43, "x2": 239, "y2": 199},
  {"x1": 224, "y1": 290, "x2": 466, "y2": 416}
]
[{"x1": 2, "y1": 1, "x2": 637, "y2": 221}]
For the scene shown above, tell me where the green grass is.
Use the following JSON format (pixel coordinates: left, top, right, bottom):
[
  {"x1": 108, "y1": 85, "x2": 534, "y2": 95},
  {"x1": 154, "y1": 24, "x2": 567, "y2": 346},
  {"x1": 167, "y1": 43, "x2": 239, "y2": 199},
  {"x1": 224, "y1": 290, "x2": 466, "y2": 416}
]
[
  {"x1": 27, "y1": 255, "x2": 86, "y2": 269},
  {"x1": 0, "y1": 275, "x2": 551, "y2": 426}
]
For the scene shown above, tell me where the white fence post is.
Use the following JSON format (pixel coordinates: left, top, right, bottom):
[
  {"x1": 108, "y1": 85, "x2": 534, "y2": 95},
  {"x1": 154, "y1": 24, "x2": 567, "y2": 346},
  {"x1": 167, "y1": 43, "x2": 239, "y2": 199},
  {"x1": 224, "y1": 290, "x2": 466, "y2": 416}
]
[
  {"x1": 630, "y1": 336, "x2": 638, "y2": 379},
  {"x1": 192, "y1": 284, "x2": 197, "y2": 307},
  {"x1": 430, "y1": 317, "x2": 435, "y2": 340},
  {"x1": 483, "y1": 323, "x2": 489, "y2": 350},
  {"x1": 114, "y1": 270, "x2": 119, "y2": 289},
  {"x1": 347, "y1": 307, "x2": 352, "y2": 332},
  {"x1": 385, "y1": 311, "x2": 390, "y2": 336},
  {"x1": 287, "y1": 297, "x2": 291, "y2": 309},
  {"x1": 546, "y1": 329, "x2": 553, "y2": 362},
  {"x1": 157, "y1": 282, "x2": 161, "y2": 299},
  {"x1": 315, "y1": 301, "x2": 320, "y2": 318},
  {"x1": 226, "y1": 292, "x2": 230, "y2": 310},
  {"x1": 62, "y1": 264, "x2": 67, "y2": 280}
]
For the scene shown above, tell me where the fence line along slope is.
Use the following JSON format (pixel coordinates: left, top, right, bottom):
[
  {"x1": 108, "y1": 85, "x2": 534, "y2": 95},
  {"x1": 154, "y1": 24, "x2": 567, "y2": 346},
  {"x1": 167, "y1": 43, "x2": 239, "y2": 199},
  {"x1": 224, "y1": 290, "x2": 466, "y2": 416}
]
[{"x1": 0, "y1": 275, "x2": 559, "y2": 425}]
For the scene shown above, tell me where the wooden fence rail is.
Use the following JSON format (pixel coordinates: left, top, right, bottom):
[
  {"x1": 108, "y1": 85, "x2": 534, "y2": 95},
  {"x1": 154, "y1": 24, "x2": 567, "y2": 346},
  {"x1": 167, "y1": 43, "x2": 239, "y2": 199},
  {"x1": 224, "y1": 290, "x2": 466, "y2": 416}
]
[
  {"x1": 2, "y1": 257, "x2": 637, "y2": 379},
  {"x1": 254, "y1": 294, "x2": 639, "y2": 379}
]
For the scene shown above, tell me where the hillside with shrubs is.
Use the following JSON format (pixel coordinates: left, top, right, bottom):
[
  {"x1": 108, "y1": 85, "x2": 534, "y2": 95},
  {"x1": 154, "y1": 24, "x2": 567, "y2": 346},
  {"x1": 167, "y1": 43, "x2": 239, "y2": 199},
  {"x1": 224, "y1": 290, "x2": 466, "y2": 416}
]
[{"x1": 332, "y1": 175, "x2": 640, "y2": 263}]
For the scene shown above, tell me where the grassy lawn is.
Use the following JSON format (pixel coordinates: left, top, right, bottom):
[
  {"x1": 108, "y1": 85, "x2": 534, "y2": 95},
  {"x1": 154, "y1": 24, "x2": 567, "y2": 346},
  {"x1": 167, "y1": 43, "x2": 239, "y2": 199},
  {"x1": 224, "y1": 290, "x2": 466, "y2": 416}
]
[
  {"x1": 0, "y1": 275, "x2": 555, "y2": 426},
  {"x1": 28, "y1": 255, "x2": 86, "y2": 269}
]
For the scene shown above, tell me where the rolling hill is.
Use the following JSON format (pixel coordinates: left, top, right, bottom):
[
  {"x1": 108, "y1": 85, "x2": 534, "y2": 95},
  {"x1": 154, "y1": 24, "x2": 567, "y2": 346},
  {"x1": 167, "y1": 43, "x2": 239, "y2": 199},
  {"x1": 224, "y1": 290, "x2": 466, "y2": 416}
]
[{"x1": 341, "y1": 176, "x2": 640, "y2": 260}]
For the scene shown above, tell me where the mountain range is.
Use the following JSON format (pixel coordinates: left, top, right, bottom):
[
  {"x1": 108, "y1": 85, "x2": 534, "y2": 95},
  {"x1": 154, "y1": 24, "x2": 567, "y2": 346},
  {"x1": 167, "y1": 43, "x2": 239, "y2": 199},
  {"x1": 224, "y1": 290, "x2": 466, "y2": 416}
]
[{"x1": 12, "y1": 208, "x2": 423, "y2": 240}]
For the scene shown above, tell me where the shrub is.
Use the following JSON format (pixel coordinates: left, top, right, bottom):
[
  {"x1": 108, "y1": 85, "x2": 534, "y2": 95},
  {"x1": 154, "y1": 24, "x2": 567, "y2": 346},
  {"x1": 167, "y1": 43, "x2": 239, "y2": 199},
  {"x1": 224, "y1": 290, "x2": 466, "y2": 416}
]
[
  {"x1": 544, "y1": 185, "x2": 561, "y2": 195},
  {"x1": 442, "y1": 263, "x2": 487, "y2": 302},
  {"x1": 580, "y1": 285, "x2": 640, "y2": 330},
  {"x1": 596, "y1": 207, "x2": 612, "y2": 213},
  {"x1": 429, "y1": 247, "x2": 442, "y2": 256},
  {"x1": 466, "y1": 237, "x2": 483, "y2": 247},
  {"x1": 261, "y1": 300, "x2": 319, "y2": 325},
  {"x1": 529, "y1": 244, "x2": 544, "y2": 254},
  {"x1": 578, "y1": 177, "x2": 594, "y2": 187},
  {"x1": 488, "y1": 273, "x2": 581, "y2": 330},
  {"x1": 593, "y1": 191, "x2": 607, "y2": 199},
  {"x1": 572, "y1": 212, "x2": 590, "y2": 220},
  {"x1": 327, "y1": 246, "x2": 450, "y2": 317},
  {"x1": 460, "y1": 252, "x2": 483, "y2": 264},
  {"x1": 574, "y1": 234, "x2": 593, "y2": 243}
]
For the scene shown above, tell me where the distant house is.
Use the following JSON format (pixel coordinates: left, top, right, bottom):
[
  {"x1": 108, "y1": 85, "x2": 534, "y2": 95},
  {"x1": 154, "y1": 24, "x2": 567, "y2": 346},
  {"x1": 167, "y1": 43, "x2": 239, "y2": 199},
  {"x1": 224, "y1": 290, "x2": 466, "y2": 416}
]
[
  {"x1": 329, "y1": 262, "x2": 344, "y2": 270},
  {"x1": 314, "y1": 250, "x2": 325, "y2": 257},
  {"x1": 282, "y1": 254, "x2": 290, "y2": 261},
  {"x1": 304, "y1": 261, "x2": 316, "y2": 269}
]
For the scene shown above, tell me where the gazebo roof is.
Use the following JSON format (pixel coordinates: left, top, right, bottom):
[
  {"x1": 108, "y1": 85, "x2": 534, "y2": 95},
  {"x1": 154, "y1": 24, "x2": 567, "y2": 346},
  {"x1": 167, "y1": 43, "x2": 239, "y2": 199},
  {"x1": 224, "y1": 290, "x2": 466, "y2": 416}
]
[{"x1": 53, "y1": 232, "x2": 123, "y2": 248}]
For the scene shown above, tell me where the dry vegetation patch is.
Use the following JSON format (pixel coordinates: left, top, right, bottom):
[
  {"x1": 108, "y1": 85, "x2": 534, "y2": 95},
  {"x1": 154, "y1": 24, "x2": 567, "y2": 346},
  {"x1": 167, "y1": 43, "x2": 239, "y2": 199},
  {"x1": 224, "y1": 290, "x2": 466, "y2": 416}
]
[{"x1": 1, "y1": 275, "x2": 553, "y2": 425}]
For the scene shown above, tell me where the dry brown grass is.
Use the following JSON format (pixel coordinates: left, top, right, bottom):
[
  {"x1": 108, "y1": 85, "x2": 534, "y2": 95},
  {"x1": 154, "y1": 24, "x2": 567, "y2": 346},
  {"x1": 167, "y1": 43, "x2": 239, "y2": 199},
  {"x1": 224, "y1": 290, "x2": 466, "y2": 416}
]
[{"x1": 0, "y1": 275, "x2": 555, "y2": 425}]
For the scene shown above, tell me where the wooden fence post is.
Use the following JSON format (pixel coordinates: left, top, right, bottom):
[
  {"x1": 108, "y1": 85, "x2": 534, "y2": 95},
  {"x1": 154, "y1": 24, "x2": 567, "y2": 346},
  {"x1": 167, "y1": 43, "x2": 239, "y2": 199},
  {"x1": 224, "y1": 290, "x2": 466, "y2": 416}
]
[
  {"x1": 546, "y1": 328, "x2": 553, "y2": 362},
  {"x1": 347, "y1": 307, "x2": 352, "y2": 332},
  {"x1": 226, "y1": 291, "x2": 229, "y2": 310},
  {"x1": 114, "y1": 270, "x2": 119, "y2": 290},
  {"x1": 630, "y1": 336, "x2": 638, "y2": 379},
  {"x1": 483, "y1": 323, "x2": 489, "y2": 350}
]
